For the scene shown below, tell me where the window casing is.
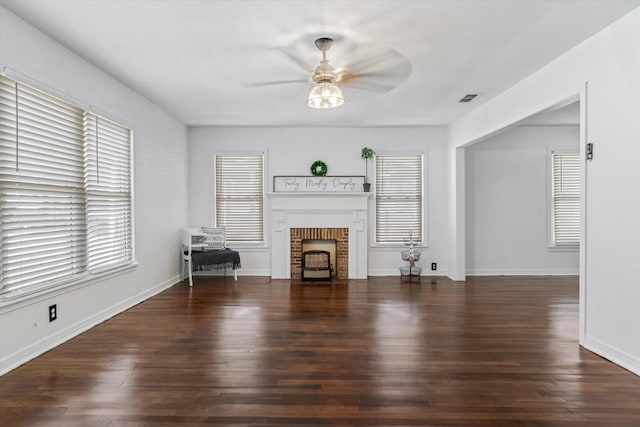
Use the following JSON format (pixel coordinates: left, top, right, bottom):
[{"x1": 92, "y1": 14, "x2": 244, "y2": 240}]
[
  {"x1": 551, "y1": 151, "x2": 580, "y2": 247},
  {"x1": 0, "y1": 75, "x2": 133, "y2": 294},
  {"x1": 214, "y1": 153, "x2": 264, "y2": 243},
  {"x1": 375, "y1": 153, "x2": 424, "y2": 244}
]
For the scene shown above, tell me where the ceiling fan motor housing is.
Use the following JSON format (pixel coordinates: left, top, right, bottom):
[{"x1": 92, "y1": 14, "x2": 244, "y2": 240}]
[
  {"x1": 312, "y1": 60, "x2": 338, "y2": 84},
  {"x1": 312, "y1": 37, "x2": 339, "y2": 84},
  {"x1": 314, "y1": 37, "x2": 334, "y2": 51}
]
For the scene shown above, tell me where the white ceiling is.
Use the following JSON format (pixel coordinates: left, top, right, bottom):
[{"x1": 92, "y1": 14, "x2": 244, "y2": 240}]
[{"x1": 1, "y1": 0, "x2": 638, "y2": 127}]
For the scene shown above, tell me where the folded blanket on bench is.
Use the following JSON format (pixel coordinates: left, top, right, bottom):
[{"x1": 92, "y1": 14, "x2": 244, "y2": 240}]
[{"x1": 191, "y1": 248, "x2": 241, "y2": 271}]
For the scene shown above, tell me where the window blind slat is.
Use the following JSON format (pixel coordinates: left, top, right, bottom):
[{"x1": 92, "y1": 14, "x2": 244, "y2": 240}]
[
  {"x1": 215, "y1": 154, "x2": 264, "y2": 242},
  {"x1": 0, "y1": 77, "x2": 86, "y2": 290},
  {"x1": 1, "y1": 75, "x2": 133, "y2": 292},
  {"x1": 375, "y1": 154, "x2": 423, "y2": 243},
  {"x1": 551, "y1": 152, "x2": 580, "y2": 245},
  {"x1": 84, "y1": 114, "x2": 133, "y2": 271}
]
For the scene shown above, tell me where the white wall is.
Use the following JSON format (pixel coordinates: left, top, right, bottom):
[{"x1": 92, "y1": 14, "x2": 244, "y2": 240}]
[
  {"x1": 188, "y1": 126, "x2": 448, "y2": 276},
  {"x1": 466, "y1": 125, "x2": 579, "y2": 275},
  {"x1": 0, "y1": 7, "x2": 189, "y2": 375},
  {"x1": 449, "y1": 8, "x2": 640, "y2": 375}
]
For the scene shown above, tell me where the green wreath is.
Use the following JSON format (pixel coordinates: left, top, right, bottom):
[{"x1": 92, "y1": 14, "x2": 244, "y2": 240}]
[{"x1": 310, "y1": 160, "x2": 328, "y2": 176}]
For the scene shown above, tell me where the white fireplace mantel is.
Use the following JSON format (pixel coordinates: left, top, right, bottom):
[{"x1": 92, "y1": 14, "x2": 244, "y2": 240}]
[{"x1": 268, "y1": 193, "x2": 370, "y2": 279}]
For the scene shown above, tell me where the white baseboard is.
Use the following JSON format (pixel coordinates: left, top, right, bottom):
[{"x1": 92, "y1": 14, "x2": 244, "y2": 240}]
[
  {"x1": 0, "y1": 275, "x2": 180, "y2": 376},
  {"x1": 186, "y1": 269, "x2": 270, "y2": 279},
  {"x1": 236, "y1": 269, "x2": 270, "y2": 276},
  {"x1": 582, "y1": 335, "x2": 640, "y2": 377},
  {"x1": 466, "y1": 268, "x2": 579, "y2": 276},
  {"x1": 367, "y1": 268, "x2": 438, "y2": 277}
]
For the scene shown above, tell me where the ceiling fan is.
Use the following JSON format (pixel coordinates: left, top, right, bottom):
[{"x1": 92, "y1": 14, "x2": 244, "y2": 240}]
[
  {"x1": 307, "y1": 37, "x2": 344, "y2": 109},
  {"x1": 247, "y1": 36, "x2": 412, "y2": 109}
]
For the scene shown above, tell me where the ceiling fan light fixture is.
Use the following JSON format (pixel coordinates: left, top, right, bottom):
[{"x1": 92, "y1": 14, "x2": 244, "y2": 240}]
[{"x1": 308, "y1": 82, "x2": 344, "y2": 109}]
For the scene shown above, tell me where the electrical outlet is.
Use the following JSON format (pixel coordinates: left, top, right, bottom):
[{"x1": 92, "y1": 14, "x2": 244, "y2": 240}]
[
  {"x1": 49, "y1": 304, "x2": 57, "y2": 322},
  {"x1": 431, "y1": 262, "x2": 437, "y2": 271}
]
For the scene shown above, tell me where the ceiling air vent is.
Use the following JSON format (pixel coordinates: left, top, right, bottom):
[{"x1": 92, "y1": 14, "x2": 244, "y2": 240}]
[{"x1": 459, "y1": 94, "x2": 478, "y2": 103}]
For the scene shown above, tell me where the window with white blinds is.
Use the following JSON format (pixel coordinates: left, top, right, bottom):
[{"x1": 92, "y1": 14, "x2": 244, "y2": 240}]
[
  {"x1": 0, "y1": 75, "x2": 133, "y2": 294},
  {"x1": 214, "y1": 154, "x2": 264, "y2": 242},
  {"x1": 551, "y1": 152, "x2": 580, "y2": 246},
  {"x1": 375, "y1": 154, "x2": 423, "y2": 244},
  {"x1": 83, "y1": 114, "x2": 133, "y2": 271}
]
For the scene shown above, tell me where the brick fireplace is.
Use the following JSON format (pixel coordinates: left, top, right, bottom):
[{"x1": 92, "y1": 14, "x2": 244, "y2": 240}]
[
  {"x1": 269, "y1": 193, "x2": 369, "y2": 279},
  {"x1": 291, "y1": 228, "x2": 348, "y2": 280}
]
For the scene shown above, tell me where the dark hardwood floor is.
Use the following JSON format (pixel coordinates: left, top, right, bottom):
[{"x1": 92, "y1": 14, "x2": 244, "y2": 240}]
[{"x1": 2, "y1": 276, "x2": 640, "y2": 426}]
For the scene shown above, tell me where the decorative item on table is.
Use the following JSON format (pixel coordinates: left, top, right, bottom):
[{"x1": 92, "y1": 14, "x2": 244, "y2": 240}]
[
  {"x1": 400, "y1": 231, "x2": 422, "y2": 277},
  {"x1": 401, "y1": 249, "x2": 421, "y2": 266},
  {"x1": 361, "y1": 147, "x2": 375, "y2": 192},
  {"x1": 310, "y1": 160, "x2": 328, "y2": 176}
]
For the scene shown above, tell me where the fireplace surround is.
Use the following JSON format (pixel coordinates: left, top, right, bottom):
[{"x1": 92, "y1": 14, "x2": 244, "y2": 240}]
[{"x1": 269, "y1": 193, "x2": 369, "y2": 279}]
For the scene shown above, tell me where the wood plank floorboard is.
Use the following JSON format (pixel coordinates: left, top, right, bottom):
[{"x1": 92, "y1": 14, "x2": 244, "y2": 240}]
[{"x1": 2, "y1": 276, "x2": 640, "y2": 426}]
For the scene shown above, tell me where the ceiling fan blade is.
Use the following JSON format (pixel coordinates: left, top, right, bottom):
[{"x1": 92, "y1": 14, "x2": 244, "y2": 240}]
[
  {"x1": 344, "y1": 48, "x2": 405, "y2": 73},
  {"x1": 252, "y1": 36, "x2": 411, "y2": 95},
  {"x1": 275, "y1": 47, "x2": 315, "y2": 74},
  {"x1": 338, "y1": 67, "x2": 411, "y2": 93},
  {"x1": 245, "y1": 79, "x2": 308, "y2": 87},
  {"x1": 338, "y1": 70, "x2": 401, "y2": 83},
  {"x1": 341, "y1": 79, "x2": 395, "y2": 93},
  {"x1": 338, "y1": 47, "x2": 412, "y2": 93}
]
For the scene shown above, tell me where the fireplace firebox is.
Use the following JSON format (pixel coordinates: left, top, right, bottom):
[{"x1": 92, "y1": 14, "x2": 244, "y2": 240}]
[{"x1": 290, "y1": 228, "x2": 348, "y2": 280}]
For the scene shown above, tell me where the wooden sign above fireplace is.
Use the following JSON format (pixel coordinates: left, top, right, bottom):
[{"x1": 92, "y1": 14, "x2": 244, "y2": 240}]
[{"x1": 273, "y1": 176, "x2": 365, "y2": 192}]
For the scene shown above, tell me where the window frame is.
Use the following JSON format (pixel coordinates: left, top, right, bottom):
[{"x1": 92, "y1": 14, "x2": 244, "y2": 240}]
[
  {"x1": 0, "y1": 74, "x2": 136, "y2": 299},
  {"x1": 372, "y1": 151, "x2": 426, "y2": 247},
  {"x1": 212, "y1": 151, "x2": 266, "y2": 248},
  {"x1": 548, "y1": 149, "x2": 580, "y2": 251}
]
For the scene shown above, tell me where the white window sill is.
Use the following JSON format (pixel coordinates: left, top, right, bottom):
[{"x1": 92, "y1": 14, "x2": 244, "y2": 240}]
[
  {"x1": 370, "y1": 243, "x2": 428, "y2": 250},
  {"x1": 547, "y1": 244, "x2": 579, "y2": 252},
  {"x1": 225, "y1": 242, "x2": 269, "y2": 252}
]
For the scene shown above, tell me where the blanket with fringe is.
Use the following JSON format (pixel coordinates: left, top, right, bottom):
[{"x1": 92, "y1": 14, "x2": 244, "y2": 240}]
[{"x1": 191, "y1": 248, "x2": 241, "y2": 271}]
